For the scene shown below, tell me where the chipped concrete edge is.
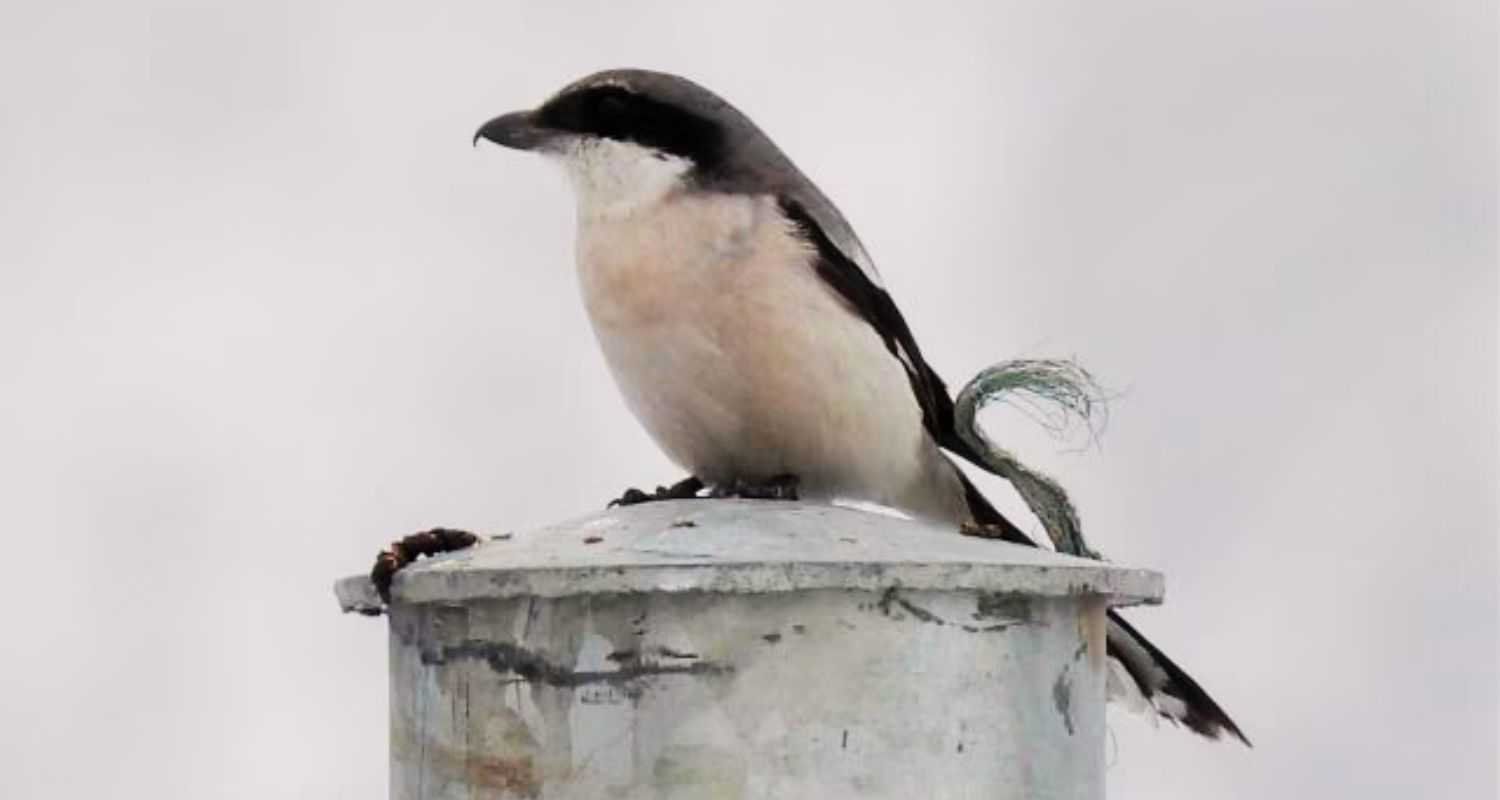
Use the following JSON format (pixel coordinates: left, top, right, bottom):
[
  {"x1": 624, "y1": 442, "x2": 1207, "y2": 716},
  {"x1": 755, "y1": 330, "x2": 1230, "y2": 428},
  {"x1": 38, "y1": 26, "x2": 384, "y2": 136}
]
[{"x1": 336, "y1": 560, "x2": 1163, "y2": 614}]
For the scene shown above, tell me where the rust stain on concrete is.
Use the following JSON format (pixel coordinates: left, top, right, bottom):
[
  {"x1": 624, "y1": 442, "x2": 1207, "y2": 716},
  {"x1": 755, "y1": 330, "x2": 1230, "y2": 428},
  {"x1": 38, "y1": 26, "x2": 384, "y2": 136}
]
[{"x1": 467, "y1": 753, "x2": 542, "y2": 799}]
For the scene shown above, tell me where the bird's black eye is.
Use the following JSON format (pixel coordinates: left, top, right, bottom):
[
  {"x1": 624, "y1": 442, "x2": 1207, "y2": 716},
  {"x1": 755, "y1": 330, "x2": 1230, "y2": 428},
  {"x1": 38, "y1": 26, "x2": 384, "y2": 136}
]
[
  {"x1": 595, "y1": 92, "x2": 629, "y2": 120},
  {"x1": 535, "y1": 88, "x2": 634, "y2": 137},
  {"x1": 590, "y1": 90, "x2": 637, "y2": 138},
  {"x1": 535, "y1": 84, "x2": 725, "y2": 168}
]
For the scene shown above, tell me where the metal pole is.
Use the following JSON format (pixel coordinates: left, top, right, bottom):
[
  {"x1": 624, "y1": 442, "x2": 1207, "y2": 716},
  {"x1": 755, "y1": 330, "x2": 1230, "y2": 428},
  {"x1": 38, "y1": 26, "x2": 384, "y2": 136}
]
[{"x1": 336, "y1": 500, "x2": 1161, "y2": 800}]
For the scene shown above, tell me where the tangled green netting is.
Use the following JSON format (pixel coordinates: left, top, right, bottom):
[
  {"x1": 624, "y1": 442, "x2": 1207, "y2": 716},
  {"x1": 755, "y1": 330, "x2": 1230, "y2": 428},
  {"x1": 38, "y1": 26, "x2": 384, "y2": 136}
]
[{"x1": 953, "y1": 359, "x2": 1109, "y2": 560}]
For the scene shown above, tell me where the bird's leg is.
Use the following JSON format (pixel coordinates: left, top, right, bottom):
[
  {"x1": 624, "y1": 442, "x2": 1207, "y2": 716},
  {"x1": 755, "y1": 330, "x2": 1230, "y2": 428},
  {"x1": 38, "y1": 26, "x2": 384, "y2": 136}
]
[
  {"x1": 608, "y1": 476, "x2": 705, "y2": 508},
  {"x1": 958, "y1": 521, "x2": 1035, "y2": 547},
  {"x1": 370, "y1": 527, "x2": 480, "y2": 604},
  {"x1": 709, "y1": 473, "x2": 801, "y2": 501}
]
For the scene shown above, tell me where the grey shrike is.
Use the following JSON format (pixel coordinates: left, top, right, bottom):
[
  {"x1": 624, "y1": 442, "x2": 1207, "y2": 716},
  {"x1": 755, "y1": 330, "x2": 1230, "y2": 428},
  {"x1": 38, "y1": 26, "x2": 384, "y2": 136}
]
[{"x1": 475, "y1": 68, "x2": 1248, "y2": 745}]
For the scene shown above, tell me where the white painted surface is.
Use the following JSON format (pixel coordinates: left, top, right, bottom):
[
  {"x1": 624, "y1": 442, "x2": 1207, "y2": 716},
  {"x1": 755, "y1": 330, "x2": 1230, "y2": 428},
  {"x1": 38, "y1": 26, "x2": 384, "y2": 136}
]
[{"x1": 349, "y1": 501, "x2": 1159, "y2": 799}]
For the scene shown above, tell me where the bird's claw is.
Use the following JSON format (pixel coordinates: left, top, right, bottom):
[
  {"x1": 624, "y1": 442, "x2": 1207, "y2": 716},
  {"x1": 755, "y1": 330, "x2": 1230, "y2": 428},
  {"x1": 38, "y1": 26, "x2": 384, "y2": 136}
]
[
  {"x1": 608, "y1": 476, "x2": 705, "y2": 508},
  {"x1": 960, "y1": 521, "x2": 1103, "y2": 558},
  {"x1": 959, "y1": 521, "x2": 1009, "y2": 540},
  {"x1": 709, "y1": 474, "x2": 801, "y2": 501}
]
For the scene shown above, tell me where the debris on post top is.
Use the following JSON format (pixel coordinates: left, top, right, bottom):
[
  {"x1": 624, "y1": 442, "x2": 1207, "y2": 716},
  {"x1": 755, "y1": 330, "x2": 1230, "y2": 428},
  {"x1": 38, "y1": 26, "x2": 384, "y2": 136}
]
[{"x1": 336, "y1": 500, "x2": 1163, "y2": 800}]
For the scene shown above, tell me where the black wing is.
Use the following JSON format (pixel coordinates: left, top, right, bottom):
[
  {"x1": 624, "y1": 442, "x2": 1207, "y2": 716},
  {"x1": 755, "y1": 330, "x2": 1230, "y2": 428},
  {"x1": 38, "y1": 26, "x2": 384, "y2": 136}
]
[
  {"x1": 779, "y1": 198, "x2": 1022, "y2": 535},
  {"x1": 778, "y1": 200, "x2": 974, "y2": 458},
  {"x1": 781, "y1": 197, "x2": 1249, "y2": 744},
  {"x1": 779, "y1": 198, "x2": 1029, "y2": 544}
]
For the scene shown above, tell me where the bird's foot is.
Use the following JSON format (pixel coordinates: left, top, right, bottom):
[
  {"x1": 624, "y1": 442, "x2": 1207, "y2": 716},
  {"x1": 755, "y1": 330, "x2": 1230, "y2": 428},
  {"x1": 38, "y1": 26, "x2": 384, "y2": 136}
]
[
  {"x1": 958, "y1": 521, "x2": 1036, "y2": 547},
  {"x1": 609, "y1": 476, "x2": 705, "y2": 508},
  {"x1": 370, "y1": 527, "x2": 481, "y2": 604},
  {"x1": 959, "y1": 521, "x2": 1012, "y2": 540},
  {"x1": 959, "y1": 520, "x2": 1102, "y2": 558},
  {"x1": 709, "y1": 474, "x2": 801, "y2": 501}
]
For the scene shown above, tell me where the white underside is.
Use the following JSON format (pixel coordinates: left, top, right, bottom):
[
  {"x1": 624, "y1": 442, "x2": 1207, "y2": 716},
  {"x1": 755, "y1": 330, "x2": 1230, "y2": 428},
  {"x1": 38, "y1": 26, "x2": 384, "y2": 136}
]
[{"x1": 552, "y1": 141, "x2": 968, "y2": 522}]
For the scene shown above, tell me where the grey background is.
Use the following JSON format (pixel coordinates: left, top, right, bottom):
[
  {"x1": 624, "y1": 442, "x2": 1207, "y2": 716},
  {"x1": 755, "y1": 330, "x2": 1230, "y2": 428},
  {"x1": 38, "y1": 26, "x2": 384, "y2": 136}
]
[{"x1": 1, "y1": 1, "x2": 1494, "y2": 797}]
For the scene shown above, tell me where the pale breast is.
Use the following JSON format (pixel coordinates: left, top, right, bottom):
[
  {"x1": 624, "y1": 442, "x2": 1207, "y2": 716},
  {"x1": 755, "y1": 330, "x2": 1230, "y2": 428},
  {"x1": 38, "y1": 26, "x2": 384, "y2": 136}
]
[{"x1": 575, "y1": 191, "x2": 965, "y2": 519}]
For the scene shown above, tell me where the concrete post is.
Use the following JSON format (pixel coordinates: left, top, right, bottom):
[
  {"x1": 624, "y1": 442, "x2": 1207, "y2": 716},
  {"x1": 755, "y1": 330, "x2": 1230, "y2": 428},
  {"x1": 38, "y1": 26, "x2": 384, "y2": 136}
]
[{"x1": 336, "y1": 500, "x2": 1162, "y2": 800}]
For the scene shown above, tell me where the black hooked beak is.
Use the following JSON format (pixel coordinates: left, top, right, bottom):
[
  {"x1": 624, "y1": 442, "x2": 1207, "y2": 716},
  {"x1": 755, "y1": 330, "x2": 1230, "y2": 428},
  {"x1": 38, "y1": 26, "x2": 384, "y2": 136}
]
[{"x1": 473, "y1": 110, "x2": 555, "y2": 151}]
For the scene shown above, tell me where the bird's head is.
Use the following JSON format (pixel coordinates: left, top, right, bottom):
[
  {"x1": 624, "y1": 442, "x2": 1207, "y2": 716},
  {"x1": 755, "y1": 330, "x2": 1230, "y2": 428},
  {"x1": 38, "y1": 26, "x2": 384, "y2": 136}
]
[{"x1": 475, "y1": 69, "x2": 779, "y2": 217}]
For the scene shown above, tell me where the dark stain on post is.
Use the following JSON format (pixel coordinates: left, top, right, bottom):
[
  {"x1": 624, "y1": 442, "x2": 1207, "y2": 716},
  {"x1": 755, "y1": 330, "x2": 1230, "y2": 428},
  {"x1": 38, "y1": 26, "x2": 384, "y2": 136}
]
[
  {"x1": 876, "y1": 587, "x2": 1021, "y2": 633},
  {"x1": 761, "y1": 632, "x2": 782, "y2": 644},
  {"x1": 614, "y1": 646, "x2": 699, "y2": 663},
  {"x1": 1052, "y1": 667, "x2": 1075, "y2": 736},
  {"x1": 974, "y1": 592, "x2": 1032, "y2": 623},
  {"x1": 423, "y1": 640, "x2": 731, "y2": 689}
]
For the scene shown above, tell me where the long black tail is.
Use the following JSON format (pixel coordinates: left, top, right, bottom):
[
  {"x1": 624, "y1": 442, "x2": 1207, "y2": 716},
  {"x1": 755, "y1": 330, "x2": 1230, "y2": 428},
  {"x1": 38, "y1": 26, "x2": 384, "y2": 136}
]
[{"x1": 957, "y1": 468, "x2": 1250, "y2": 745}]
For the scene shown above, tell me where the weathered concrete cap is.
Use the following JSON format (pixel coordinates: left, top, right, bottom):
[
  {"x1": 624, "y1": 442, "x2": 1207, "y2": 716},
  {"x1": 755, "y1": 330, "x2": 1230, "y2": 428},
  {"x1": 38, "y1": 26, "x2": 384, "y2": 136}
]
[{"x1": 337, "y1": 500, "x2": 1162, "y2": 609}]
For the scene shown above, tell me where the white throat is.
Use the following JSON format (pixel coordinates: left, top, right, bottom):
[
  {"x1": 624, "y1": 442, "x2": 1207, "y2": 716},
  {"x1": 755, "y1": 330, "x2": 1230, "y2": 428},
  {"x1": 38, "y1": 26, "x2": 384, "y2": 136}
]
[{"x1": 552, "y1": 138, "x2": 693, "y2": 220}]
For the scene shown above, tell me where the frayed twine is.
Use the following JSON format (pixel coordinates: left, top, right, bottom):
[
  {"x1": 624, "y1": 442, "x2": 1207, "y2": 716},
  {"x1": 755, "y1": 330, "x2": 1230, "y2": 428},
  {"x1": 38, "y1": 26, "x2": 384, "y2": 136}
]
[{"x1": 953, "y1": 359, "x2": 1110, "y2": 560}]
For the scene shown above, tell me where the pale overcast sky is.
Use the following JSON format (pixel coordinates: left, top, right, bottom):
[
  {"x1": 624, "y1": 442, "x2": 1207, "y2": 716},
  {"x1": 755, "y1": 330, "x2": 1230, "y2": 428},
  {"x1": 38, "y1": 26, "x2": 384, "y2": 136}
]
[{"x1": 1, "y1": 1, "x2": 1494, "y2": 797}]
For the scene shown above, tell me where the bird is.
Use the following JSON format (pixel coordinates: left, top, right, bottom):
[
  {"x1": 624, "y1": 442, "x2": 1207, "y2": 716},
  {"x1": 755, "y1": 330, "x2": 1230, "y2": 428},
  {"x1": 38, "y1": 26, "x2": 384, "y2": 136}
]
[{"x1": 474, "y1": 68, "x2": 1248, "y2": 745}]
